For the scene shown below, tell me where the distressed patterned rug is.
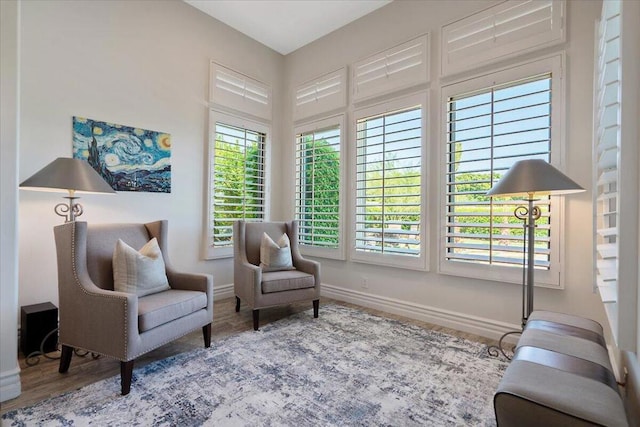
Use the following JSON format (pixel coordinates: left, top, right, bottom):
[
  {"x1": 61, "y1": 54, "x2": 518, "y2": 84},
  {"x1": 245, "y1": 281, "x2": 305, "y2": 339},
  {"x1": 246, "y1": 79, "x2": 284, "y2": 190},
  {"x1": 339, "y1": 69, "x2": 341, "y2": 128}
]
[{"x1": 2, "y1": 305, "x2": 507, "y2": 426}]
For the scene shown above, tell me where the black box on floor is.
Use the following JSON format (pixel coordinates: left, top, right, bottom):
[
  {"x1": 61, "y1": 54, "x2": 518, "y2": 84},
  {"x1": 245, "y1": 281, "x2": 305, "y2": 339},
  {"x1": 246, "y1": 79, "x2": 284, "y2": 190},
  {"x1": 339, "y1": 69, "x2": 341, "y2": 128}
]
[{"x1": 20, "y1": 302, "x2": 58, "y2": 357}]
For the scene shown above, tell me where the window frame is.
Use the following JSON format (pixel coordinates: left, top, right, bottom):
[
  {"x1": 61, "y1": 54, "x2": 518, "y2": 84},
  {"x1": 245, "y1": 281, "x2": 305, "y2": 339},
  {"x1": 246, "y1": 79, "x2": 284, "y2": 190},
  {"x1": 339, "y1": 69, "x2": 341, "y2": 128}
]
[
  {"x1": 205, "y1": 110, "x2": 271, "y2": 260},
  {"x1": 350, "y1": 92, "x2": 429, "y2": 271},
  {"x1": 293, "y1": 115, "x2": 346, "y2": 260},
  {"x1": 439, "y1": 54, "x2": 566, "y2": 288}
]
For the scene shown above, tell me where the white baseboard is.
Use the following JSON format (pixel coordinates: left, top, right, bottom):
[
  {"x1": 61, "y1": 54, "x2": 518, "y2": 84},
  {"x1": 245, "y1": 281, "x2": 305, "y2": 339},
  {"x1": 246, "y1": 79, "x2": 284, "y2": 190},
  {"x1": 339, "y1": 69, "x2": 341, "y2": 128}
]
[
  {"x1": 0, "y1": 366, "x2": 21, "y2": 402},
  {"x1": 214, "y1": 283, "x2": 234, "y2": 301},
  {"x1": 216, "y1": 281, "x2": 520, "y2": 343},
  {"x1": 321, "y1": 283, "x2": 521, "y2": 343}
]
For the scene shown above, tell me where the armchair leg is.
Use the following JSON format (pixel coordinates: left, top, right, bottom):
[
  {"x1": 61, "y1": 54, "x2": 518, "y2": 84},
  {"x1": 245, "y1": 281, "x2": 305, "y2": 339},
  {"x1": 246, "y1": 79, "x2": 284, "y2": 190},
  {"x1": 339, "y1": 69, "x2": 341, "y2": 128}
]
[
  {"x1": 313, "y1": 299, "x2": 319, "y2": 318},
  {"x1": 59, "y1": 345, "x2": 73, "y2": 373},
  {"x1": 121, "y1": 360, "x2": 134, "y2": 395},
  {"x1": 253, "y1": 309, "x2": 260, "y2": 331},
  {"x1": 235, "y1": 296, "x2": 241, "y2": 313},
  {"x1": 202, "y1": 323, "x2": 211, "y2": 348}
]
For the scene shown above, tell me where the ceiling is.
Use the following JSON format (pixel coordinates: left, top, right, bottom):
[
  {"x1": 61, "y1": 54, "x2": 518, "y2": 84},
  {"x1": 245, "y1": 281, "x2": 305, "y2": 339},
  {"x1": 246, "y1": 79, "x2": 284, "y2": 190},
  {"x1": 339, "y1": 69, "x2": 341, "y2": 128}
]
[{"x1": 184, "y1": 0, "x2": 392, "y2": 55}]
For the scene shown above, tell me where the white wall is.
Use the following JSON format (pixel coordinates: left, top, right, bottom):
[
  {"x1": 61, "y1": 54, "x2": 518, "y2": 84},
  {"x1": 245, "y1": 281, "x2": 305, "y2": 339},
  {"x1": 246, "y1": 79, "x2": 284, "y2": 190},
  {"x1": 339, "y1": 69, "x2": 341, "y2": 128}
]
[
  {"x1": 0, "y1": 0, "x2": 22, "y2": 403},
  {"x1": 18, "y1": 0, "x2": 283, "y2": 309},
  {"x1": 280, "y1": 0, "x2": 608, "y2": 338}
]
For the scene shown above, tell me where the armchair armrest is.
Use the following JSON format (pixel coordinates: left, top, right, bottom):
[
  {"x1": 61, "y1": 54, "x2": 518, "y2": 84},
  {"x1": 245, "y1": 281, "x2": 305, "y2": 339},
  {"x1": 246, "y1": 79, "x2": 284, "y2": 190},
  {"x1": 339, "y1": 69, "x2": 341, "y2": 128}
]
[
  {"x1": 234, "y1": 259, "x2": 262, "y2": 306},
  {"x1": 167, "y1": 270, "x2": 213, "y2": 293},
  {"x1": 60, "y1": 276, "x2": 138, "y2": 361},
  {"x1": 293, "y1": 257, "x2": 320, "y2": 288}
]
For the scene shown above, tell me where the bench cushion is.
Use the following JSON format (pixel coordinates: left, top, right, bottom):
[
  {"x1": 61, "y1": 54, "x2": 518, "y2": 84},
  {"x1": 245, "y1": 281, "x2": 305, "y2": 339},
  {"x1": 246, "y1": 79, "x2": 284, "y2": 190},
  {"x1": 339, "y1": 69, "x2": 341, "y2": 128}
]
[
  {"x1": 138, "y1": 289, "x2": 207, "y2": 332},
  {"x1": 516, "y1": 328, "x2": 612, "y2": 370},
  {"x1": 527, "y1": 311, "x2": 604, "y2": 336},
  {"x1": 495, "y1": 359, "x2": 627, "y2": 427}
]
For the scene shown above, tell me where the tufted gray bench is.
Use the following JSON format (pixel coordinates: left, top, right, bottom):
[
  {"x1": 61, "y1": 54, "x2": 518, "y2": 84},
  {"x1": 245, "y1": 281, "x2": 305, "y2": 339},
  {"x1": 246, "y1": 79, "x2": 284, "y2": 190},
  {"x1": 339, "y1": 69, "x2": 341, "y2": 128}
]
[{"x1": 494, "y1": 310, "x2": 629, "y2": 427}]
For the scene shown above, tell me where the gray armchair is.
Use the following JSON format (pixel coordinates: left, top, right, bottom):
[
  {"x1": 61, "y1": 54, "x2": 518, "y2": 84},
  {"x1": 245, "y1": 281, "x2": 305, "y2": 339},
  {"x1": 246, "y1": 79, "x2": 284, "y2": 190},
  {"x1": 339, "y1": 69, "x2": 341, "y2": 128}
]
[
  {"x1": 233, "y1": 220, "x2": 320, "y2": 330},
  {"x1": 53, "y1": 220, "x2": 213, "y2": 395}
]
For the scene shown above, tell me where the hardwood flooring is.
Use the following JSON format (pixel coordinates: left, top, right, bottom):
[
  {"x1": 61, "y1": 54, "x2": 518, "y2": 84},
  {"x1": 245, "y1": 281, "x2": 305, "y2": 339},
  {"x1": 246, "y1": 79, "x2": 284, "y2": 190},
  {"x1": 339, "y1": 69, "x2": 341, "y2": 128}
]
[{"x1": 0, "y1": 297, "x2": 496, "y2": 415}]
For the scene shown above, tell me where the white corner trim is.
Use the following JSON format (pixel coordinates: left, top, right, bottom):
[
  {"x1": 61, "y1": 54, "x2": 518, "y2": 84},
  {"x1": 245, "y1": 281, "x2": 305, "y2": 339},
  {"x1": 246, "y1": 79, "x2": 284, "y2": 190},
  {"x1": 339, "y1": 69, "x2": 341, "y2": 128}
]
[
  {"x1": 0, "y1": 366, "x2": 21, "y2": 402},
  {"x1": 321, "y1": 283, "x2": 521, "y2": 344}
]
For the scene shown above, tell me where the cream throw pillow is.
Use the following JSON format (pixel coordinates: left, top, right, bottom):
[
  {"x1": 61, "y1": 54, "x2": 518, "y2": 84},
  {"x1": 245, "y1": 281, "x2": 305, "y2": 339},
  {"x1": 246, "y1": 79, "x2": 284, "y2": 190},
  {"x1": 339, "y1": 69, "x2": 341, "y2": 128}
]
[
  {"x1": 260, "y1": 232, "x2": 294, "y2": 272},
  {"x1": 113, "y1": 238, "x2": 170, "y2": 297}
]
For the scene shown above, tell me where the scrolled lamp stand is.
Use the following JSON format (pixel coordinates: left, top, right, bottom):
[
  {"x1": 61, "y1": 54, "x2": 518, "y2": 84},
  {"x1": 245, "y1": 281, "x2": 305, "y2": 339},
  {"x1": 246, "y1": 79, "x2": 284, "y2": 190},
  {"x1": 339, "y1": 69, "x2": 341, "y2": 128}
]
[
  {"x1": 487, "y1": 196, "x2": 541, "y2": 360},
  {"x1": 54, "y1": 191, "x2": 84, "y2": 223},
  {"x1": 25, "y1": 329, "x2": 99, "y2": 366}
]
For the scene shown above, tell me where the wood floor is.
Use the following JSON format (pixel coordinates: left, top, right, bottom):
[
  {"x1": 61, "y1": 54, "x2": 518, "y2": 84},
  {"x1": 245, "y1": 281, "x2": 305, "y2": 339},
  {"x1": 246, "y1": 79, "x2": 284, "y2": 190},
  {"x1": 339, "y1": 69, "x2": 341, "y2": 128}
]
[{"x1": 0, "y1": 297, "x2": 496, "y2": 415}]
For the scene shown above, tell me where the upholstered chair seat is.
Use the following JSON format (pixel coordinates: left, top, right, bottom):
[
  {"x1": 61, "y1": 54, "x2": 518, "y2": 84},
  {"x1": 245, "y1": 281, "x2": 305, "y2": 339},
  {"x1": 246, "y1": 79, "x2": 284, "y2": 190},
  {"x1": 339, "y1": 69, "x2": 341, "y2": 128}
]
[
  {"x1": 261, "y1": 270, "x2": 316, "y2": 294},
  {"x1": 54, "y1": 220, "x2": 214, "y2": 395},
  {"x1": 137, "y1": 289, "x2": 208, "y2": 332},
  {"x1": 233, "y1": 220, "x2": 321, "y2": 330}
]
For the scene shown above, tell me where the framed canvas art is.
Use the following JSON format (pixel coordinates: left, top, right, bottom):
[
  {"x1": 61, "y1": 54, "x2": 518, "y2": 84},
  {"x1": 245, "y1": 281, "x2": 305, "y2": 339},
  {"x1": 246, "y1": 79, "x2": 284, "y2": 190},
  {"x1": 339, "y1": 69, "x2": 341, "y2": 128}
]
[{"x1": 72, "y1": 116, "x2": 171, "y2": 193}]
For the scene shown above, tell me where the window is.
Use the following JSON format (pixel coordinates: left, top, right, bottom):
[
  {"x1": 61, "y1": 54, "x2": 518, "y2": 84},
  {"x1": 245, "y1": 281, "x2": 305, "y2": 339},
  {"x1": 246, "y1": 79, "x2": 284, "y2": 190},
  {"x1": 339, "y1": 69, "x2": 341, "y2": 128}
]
[
  {"x1": 352, "y1": 93, "x2": 428, "y2": 270},
  {"x1": 295, "y1": 116, "x2": 344, "y2": 259},
  {"x1": 440, "y1": 56, "x2": 564, "y2": 286},
  {"x1": 206, "y1": 112, "x2": 269, "y2": 259}
]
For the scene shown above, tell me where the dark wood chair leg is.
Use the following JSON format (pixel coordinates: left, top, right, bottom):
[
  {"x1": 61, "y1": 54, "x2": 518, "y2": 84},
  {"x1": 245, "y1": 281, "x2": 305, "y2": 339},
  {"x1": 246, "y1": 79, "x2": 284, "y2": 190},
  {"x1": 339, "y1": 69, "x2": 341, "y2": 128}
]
[
  {"x1": 313, "y1": 299, "x2": 319, "y2": 318},
  {"x1": 235, "y1": 296, "x2": 241, "y2": 312},
  {"x1": 202, "y1": 323, "x2": 211, "y2": 348},
  {"x1": 120, "y1": 360, "x2": 134, "y2": 395},
  {"x1": 253, "y1": 309, "x2": 260, "y2": 331},
  {"x1": 59, "y1": 345, "x2": 73, "y2": 373}
]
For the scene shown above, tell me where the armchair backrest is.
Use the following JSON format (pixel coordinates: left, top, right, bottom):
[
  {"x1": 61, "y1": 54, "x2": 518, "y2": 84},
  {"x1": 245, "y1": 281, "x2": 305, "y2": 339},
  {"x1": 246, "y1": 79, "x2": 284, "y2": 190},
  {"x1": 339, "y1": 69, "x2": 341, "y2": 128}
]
[
  {"x1": 237, "y1": 221, "x2": 299, "y2": 266},
  {"x1": 67, "y1": 221, "x2": 168, "y2": 290}
]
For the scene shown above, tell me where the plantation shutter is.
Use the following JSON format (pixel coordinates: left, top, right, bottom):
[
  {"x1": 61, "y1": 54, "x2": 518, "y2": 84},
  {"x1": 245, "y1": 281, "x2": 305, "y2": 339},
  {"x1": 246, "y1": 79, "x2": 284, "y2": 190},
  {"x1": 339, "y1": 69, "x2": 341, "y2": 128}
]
[
  {"x1": 593, "y1": 0, "x2": 621, "y2": 342},
  {"x1": 355, "y1": 106, "x2": 422, "y2": 257},
  {"x1": 352, "y1": 35, "x2": 429, "y2": 102},
  {"x1": 212, "y1": 122, "x2": 265, "y2": 248},
  {"x1": 294, "y1": 68, "x2": 347, "y2": 121},
  {"x1": 445, "y1": 74, "x2": 552, "y2": 268},
  {"x1": 295, "y1": 125, "x2": 341, "y2": 250},
  {"x1": 210, "y1": 62, "x2": 271, "y2": 120},
  {"x1": 441, "y1": 0, "x2": 565, "y2": 76}
]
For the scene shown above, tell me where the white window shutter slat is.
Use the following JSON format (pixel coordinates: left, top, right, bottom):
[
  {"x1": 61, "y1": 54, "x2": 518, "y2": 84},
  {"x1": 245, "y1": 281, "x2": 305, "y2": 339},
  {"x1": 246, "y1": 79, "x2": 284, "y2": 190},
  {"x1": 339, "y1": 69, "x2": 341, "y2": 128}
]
[
  {"x1": 210, "y1": 62, "x2": 271, "y2": 120},
  {"x1": 352, "y1": 34, "x2": 429, "y2": 102},
  {"x1": 441, "y1": 1, "x2": 565, "y2": 76},
  {"x1": 294, "y1": 68, "x2": 347, "y2": 121}
]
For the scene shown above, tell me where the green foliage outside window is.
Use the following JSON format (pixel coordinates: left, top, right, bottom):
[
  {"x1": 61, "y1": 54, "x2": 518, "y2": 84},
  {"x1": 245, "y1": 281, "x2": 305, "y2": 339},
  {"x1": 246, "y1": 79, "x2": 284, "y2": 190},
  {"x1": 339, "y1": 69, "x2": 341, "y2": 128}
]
[
  {"x1": 212, "y1": 135, "x2": 263, "y2": 247},
  {"x1": 298, "y1": 137, "x2": 340, "y2": 247}
]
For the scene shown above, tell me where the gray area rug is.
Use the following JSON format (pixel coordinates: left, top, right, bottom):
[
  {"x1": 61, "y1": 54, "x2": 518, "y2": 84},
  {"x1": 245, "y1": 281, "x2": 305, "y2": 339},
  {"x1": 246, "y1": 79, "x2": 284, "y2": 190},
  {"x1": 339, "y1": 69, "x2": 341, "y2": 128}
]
[{"x1": 2, "y1": 304, "x2": 507, "y2": 426}]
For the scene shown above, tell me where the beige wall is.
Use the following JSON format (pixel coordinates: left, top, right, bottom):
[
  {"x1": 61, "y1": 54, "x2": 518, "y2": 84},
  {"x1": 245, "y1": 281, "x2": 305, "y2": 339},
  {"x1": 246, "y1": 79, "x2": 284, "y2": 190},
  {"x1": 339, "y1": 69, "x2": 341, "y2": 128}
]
[
  {"x1": 17, "y1": 0, "x2": 284, "y2": 308},
  {"x1": 280, "y1": 0, "x2": 608, "y2": 337}
]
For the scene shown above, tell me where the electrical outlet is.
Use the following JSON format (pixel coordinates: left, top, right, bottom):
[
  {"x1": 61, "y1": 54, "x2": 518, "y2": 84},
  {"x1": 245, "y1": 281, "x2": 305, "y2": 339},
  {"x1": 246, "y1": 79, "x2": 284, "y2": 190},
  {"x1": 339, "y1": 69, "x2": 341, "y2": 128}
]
[{"x1": 361, "y1": 277, "x2": 368, "y2": 289}]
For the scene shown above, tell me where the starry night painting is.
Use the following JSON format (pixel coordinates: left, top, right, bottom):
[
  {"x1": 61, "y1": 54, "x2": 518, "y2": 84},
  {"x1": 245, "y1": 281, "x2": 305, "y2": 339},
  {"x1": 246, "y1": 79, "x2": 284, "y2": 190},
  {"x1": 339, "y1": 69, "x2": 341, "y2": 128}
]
[{"x1": 72, "y1": 117, "x2": 171, "y2": 193}]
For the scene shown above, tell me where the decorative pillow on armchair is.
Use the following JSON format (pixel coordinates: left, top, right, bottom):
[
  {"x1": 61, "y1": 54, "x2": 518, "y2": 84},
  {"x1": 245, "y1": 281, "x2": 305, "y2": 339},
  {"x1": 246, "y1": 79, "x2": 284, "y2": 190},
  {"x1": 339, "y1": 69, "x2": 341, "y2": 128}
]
[
  {"x1": 113, "y1": 238, "x2": 170, "y2": 297},
  {"x1": 260, "y1": 232, "x2": 295, "y2": 272}
]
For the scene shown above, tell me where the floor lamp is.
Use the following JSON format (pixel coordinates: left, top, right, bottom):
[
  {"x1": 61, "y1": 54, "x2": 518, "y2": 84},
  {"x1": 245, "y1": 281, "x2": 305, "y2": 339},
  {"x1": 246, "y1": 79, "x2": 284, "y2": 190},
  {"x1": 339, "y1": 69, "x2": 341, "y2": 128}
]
[
  {"x1": 19, "y1": 157, "x2": 115, "y2": 365},
  {"x1": 486, "y1": 159, "x2": 584, "y2": 359},
  {"x1": 19, "y1": 157, "x2": 115, "y2": 223}
]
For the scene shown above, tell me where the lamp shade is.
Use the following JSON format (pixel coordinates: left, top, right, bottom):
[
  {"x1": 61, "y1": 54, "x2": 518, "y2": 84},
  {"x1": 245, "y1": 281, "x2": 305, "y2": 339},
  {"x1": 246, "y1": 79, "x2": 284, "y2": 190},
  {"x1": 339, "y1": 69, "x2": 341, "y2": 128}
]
[
  {"x1": 19, "y1": 157, "x2": 115, "y2": 194},
  {"x1": 487, "y1": 159, "x2": 584, "y2": 197}
]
